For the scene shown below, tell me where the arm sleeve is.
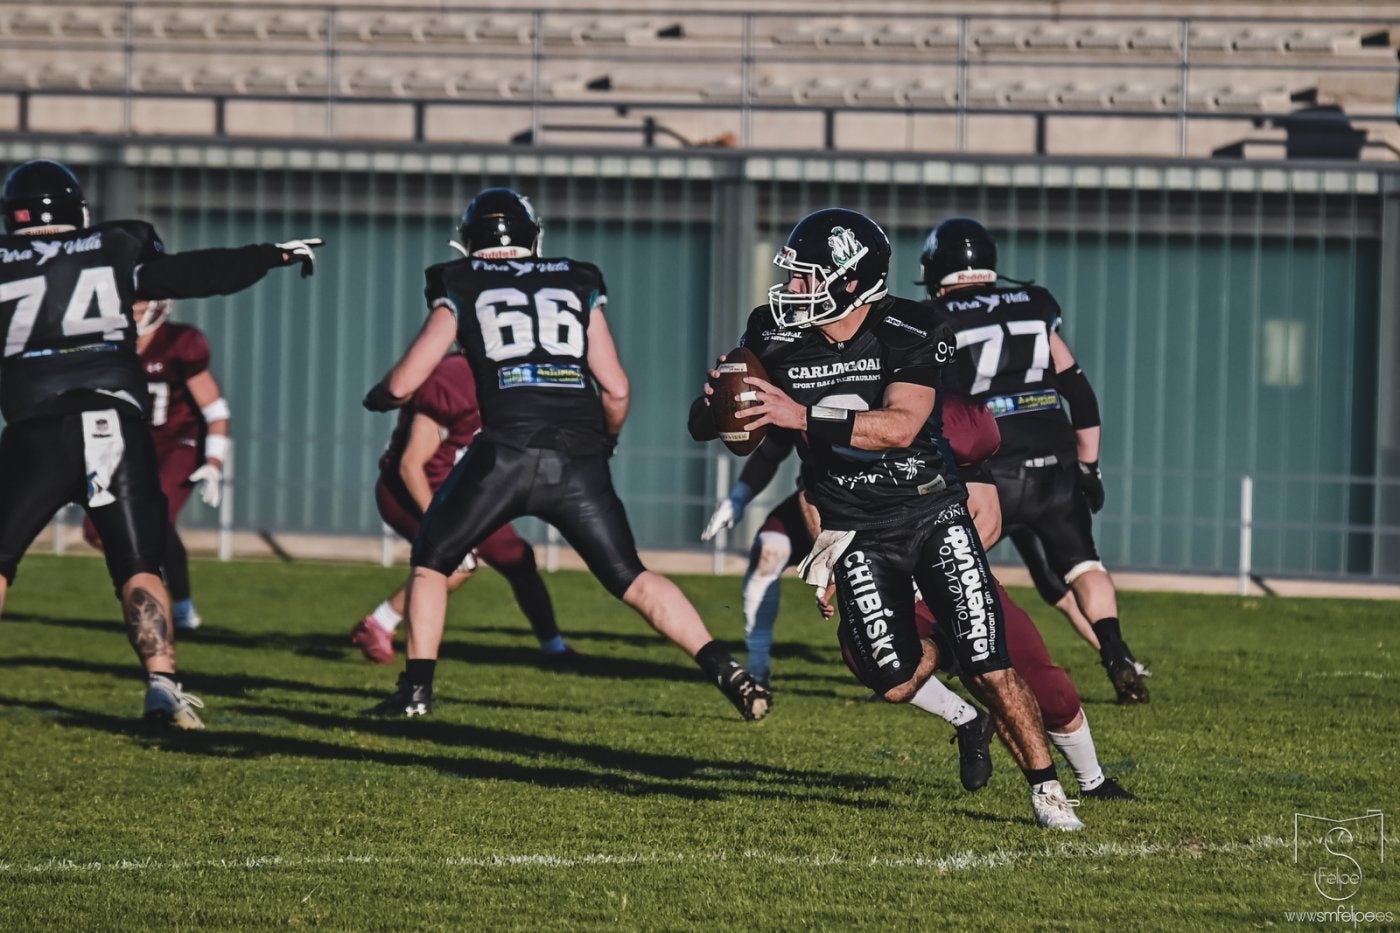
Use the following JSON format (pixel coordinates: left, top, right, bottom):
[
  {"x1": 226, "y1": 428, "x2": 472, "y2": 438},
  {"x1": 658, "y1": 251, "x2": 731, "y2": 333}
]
[
  {"x1": 135, "y1": 244, "x2": 285, "y2": 300},
  {"x1": 1055, "y1": 364, "x2": 1101, "y2": 430},
  {"x1": 737, "y1": 428, "x2": 795, "y2": 493}
]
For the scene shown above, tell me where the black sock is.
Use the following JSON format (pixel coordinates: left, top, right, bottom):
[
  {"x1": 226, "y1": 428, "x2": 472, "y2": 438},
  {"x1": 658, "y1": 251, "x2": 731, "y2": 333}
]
[
  {"x1": 1092, "y1": 617, "x2": 1124, "y2": 661},
  {"x1": 694, "y1": 641, "x2": 737, "y2": 682},
  {"x1": 1023, "y1": 764, "x2": 1059, "y2": 787},
  {"x1": 405, "y1": 659, "x2": 436, "y2": 689},
  {"x1": 148, "y1": 671, "x2": 177, "y2": 685}
]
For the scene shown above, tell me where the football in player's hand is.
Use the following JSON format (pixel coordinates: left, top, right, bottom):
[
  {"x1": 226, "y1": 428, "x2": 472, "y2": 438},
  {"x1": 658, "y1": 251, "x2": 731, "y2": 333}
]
[{"x1": 708, "y1": 346, "x2": 769, "y2": 456}]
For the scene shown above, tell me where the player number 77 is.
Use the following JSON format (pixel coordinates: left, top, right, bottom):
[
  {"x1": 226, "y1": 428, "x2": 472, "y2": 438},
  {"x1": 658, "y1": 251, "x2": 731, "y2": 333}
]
[{"x1": 957, "y1": 319, "x2": 1050, "y2": 395}]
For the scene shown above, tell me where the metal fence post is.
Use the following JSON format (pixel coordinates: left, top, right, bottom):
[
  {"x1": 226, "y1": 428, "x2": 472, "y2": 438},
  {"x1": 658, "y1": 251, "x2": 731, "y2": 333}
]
[
  {"x1": 711, "y1": 453, "x2": 732, "y2": 575},
  {"x1": 218, "y1": 441, "x2": 234, "y2": 561},
  {"x1": 1239, "y1": 474, "x2": 1254, "y2": 596}
]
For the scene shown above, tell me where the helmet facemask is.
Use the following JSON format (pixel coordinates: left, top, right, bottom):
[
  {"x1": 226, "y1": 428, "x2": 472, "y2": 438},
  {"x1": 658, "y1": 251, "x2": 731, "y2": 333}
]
[
  {"x1": 768, "y1": 224, "x2": 887, "y2": 329},
  {"x1": 135, "y1": 299, "x2": 171, "y2": 337}
]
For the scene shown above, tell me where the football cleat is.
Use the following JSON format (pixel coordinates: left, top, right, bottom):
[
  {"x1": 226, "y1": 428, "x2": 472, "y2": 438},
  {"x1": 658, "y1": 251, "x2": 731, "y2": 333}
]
[
  {"x1": 538, "y1": 646, "x2": 585, "y2": 670},
  {"x1": 949, "y1": 708, "x2": 995, "y2": 792},
  {"x1": 1081, "y1": 776, "x2": 1138, "y2": 801},
  {"x1": 350, "y1": 618, "x2": 396, "y2": 665},
  {"x1": 715, "y1": 663, "x2": 771, "y2": 721},
  {"x1": 173, "y1": 605, "x2": 202, "y2": 632},
  {"x1": 363, "y1": 672, "x2": 432, "y2": 718},
  {"x1": 143, "y1": 676, "x2": 205, "y2": 730},
  {"x1": 1104, "y1": 654, "x2": 1150, "y2": 705},
  {"x1": 1031, "y1": 780, "x2": 1085, "y2": 831}
]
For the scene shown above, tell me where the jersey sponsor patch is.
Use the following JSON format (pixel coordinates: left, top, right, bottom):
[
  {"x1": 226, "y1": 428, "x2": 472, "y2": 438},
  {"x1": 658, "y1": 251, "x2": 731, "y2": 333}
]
[
  {"x1": 986, "y1": 389, "x2": 1062, "y2": 417},
  {"x1": 497, "y1": 362, "x2": 586, "y2": 389}
]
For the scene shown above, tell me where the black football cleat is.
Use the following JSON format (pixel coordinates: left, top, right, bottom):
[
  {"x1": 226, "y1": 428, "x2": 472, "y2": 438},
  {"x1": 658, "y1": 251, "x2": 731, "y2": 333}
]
[
  {"x1": 1081, "y1": 776, "x2": 1138, "y2": 801},
  {"x1": 1104, "y1": 654, "x2": 1150, "y2": 705},
  {"x1": 538, "y1": 647, "x2": 586, "y2": 671},
  {"x1": 715, "y1": 663, "x2": 771, "y2": 721},
  {"x1": 949, "y1": 707, "x2": 995, "y2": 792},
  {"x1": 363, "y1": 672, "x2": 432, "y2": 718}
]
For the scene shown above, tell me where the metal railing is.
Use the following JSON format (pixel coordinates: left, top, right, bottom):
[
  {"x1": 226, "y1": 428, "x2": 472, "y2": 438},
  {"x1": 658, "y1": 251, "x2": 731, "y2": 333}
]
[{"x1": 1, "y1": 3, "x2": 1396, "y2": 156}]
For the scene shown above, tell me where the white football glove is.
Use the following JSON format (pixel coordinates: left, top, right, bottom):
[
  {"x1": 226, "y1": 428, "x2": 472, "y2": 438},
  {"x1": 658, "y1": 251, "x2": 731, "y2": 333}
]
[
  {"x1": 701, "y1": 498, "x2": 741, "y2": 542},
  {"x1": 189, "y1": 463, "x2": 223, "y2": 509},
  {"x1": 275, "y1": 237, "x2": 324, "y2": 278}
]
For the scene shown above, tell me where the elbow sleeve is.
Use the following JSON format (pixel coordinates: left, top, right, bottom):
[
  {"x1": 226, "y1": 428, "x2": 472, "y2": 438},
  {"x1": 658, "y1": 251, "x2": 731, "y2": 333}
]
[{"x1": 1056, "y1": 365, "x2": 1101, "y2": 430}]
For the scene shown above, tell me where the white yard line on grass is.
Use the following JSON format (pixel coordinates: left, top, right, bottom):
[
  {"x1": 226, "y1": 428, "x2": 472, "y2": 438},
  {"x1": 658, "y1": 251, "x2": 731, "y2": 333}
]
[{"x1": 0, "y1": 836, "x2": 1291, "y2": 876}]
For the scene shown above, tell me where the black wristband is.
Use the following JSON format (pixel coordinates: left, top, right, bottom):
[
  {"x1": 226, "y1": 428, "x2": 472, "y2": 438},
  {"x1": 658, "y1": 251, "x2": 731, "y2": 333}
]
[{"x1": 806, "y1": 404, "x2": 855, "y2": 446}]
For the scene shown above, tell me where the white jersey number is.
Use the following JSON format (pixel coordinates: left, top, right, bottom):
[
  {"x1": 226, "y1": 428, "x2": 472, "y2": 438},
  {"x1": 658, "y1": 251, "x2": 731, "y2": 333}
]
[
  {"x1": 3, "y1": 266, "x2": 125, "y2": 358},
  {"x1": 957, "y1": 319, "x2": 1050, "y2": 395},
  {"x1": 475, "y1": 287, "x2": 585, "y2": 362},
  {"x1": 148, "y1": 381, "x2": 170, "y2": 427}
]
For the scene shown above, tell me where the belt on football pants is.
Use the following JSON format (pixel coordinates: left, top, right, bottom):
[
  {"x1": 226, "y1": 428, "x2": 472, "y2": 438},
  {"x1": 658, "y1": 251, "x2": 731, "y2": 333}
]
[{"x1": 1022, "y1": 454, "x2": 1059, "y2": 468}]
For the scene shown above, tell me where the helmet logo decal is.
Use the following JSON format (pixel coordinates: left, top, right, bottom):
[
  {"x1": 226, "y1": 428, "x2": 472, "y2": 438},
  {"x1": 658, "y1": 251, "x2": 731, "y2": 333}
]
[{"x1": 827, "y1": 227, "x2": 865, "y2": 272}]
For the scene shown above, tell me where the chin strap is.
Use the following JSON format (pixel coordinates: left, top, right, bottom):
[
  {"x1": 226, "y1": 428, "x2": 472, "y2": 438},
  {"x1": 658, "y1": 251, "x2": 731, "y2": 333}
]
[{"x1": 448, "y1": 240, "x2": 470, "y2": 257}]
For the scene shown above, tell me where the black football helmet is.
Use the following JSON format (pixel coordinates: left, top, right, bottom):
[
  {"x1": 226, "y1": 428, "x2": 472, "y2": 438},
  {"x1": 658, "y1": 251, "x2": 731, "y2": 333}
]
[
  {"x1": 2, "y1": 159, "x2": 89, "y2": 234},
  {"x1": 919, "y1": 217, "x2": 998, "y2": 296},
  {"x1": 769, "y1": 208, "x2": 890, "y2": 328},
  {"x1": 456, "y1": 187, "x2": 541, "y2": 259}
]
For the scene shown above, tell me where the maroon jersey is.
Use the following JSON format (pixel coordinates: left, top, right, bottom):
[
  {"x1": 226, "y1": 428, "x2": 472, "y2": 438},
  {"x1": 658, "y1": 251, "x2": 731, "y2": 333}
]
[
  {"x1": 142, "y1": 321, "x2": 212, "y2": 448},
  {"x1": 378, "y1": 354, "x2": 482, "y2": 489}
]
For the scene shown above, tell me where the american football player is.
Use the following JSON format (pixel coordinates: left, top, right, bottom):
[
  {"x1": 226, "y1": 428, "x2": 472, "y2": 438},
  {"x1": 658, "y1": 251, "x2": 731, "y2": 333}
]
[
  {"x1": 361, "y1": 187, "x2": 769, "y2": 721},
  {"x1": 351, "y1": 350, "x2": 579, "y2": 667},
  {"x1": 82, "y1": 298, "x2": 228, "y2": 633},
  {"x1": 691, "y1": 207, "x2": 1082, "y2": 829},
  {"x1": 920, "y1": 217, "x2": 1149, "y2": 704},
  {"x1": 0, "y1": 158, "x2": 321, "y2": 728}
]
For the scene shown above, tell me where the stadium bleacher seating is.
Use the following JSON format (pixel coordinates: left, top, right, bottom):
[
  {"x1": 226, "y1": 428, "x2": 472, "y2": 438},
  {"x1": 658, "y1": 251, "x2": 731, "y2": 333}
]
[{"x1": 0, "y1": 2, "x2": 1391, "y2": 158}]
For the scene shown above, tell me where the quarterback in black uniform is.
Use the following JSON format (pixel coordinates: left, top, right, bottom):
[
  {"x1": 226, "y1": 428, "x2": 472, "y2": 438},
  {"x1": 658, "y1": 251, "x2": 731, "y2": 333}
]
[
  {"x1": 920, "y1": 217, "x2": 1148, "y2": 704},
  {"x1": 692, "y1": 208, "x2": 1084, "y2": 829},
  {"x1": 362, "y1": 187, "x2": 769, "y2": 722},
  {"x1": 0, "y1": 159, "x2": 321, "y2": 728}
]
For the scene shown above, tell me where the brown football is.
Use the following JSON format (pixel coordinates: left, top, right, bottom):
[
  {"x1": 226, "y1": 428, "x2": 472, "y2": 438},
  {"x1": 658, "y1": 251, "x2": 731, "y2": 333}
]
[{"x1": 708, "y1": 346, "x2": 769, "y2": 456}]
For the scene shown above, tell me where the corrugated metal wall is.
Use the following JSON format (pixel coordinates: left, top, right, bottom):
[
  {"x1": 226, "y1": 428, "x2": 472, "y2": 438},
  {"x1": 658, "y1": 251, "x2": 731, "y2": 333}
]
[{"x1": 1, "y1": 141, "x2": 1393, "y2": 580}]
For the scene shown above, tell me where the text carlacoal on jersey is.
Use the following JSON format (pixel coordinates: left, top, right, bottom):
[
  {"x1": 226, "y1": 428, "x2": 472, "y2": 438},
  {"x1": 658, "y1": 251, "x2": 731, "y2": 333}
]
[
  {"x1": 787, "y1": 359, "x2": 882, "y2": 380},
  {"x1": 790, "y1": 374, "x2": 884, "y2": 390}
]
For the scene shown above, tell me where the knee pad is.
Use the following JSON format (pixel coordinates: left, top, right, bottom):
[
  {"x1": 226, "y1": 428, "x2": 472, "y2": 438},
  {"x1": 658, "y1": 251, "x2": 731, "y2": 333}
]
[
  {"x1": 1064, "y1": 560, "x2": 1106, "y2": 586},
  {"x1": 750, "y1": 531, "x2": 791, "y2": 580}
]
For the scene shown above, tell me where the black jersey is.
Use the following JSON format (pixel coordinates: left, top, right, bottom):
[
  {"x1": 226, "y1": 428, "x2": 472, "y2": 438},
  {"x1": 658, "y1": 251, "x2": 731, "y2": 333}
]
[
  {"x1": 930, "y1": 283, "x2": 1075, "y2": 459},
  {"x1": 425, "y1": 255, "x2": 609, "y2": 454},
  {"x1": 0, "y1": 220, "x2": 163, "y2": 423},
  {"x1": 739, "y1": 296, "x2": 963, "y2": 531}
]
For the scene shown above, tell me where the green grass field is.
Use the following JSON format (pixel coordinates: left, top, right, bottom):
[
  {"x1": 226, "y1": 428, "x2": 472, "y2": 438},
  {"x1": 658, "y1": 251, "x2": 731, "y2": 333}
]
[{"x1": 0, "y1": 553, "x2": 1395, "y2": 931}]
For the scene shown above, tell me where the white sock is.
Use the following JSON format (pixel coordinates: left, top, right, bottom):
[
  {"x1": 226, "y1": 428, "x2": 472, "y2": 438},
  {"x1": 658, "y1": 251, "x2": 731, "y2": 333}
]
[
  {"x1": 1048, "y1": 713, "x2": 1105, "y2": 791},
  {"x1": 909, "y1": 677, "x2": 977, "y2": 726},
  {"x1": 369, "y1": 601, "x2": 402, "y2": 633}
]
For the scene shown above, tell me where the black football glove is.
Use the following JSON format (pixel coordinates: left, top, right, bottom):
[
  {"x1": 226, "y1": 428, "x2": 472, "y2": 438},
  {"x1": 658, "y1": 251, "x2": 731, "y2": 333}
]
[
  {"x1": 1077, "y1": 460, "x2": 1105, "y2": 513},
  {"x1": 275, "y1": 237, "x2": 324, "y2": 278},
  {"x1": 604, "y1": 434, "x2": 619, "y2": 459},
  {"x1": 363, "y1": 381, "x2": 407, "y2": 413}
]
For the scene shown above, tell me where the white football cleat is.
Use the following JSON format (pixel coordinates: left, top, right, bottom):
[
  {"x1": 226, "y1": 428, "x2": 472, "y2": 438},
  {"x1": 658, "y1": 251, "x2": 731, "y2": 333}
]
[
  {"x1": 1031, "y1": 779, "x2": 1085, "y2": 831},
  {"x1": 144, "y1": 677, "x2": 206, "y2": 730}
]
